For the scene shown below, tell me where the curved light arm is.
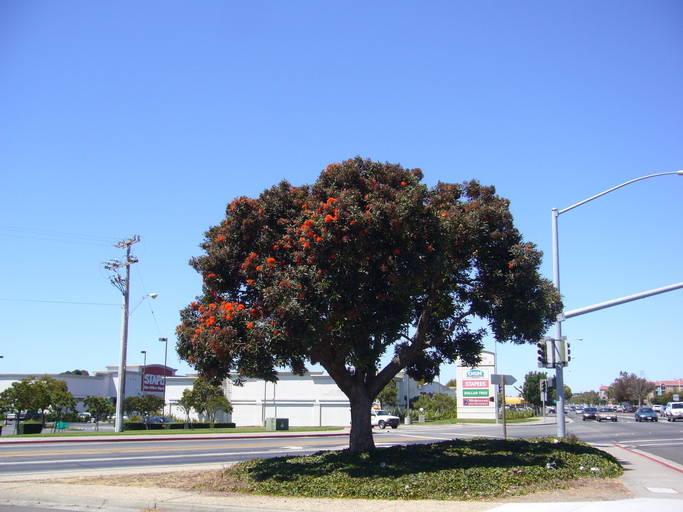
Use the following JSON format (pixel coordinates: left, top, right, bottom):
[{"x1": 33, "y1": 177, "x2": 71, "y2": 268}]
[
  {"x1": 559, "y1": 170, "x2": 683, "y2": 215},
  {"x1": 129, "y1": 293, "x2": 158, "y2": 315}
]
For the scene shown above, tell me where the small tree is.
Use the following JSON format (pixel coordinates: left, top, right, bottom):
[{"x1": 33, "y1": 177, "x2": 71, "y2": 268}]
[
  {"x1": 520, "y1": 371, "x2": 548, "y2": 411},
  {"x1": 124, "y1": 394, "x2": 165, "y2": 419},
  {"x1": 177, "y1": 390, "x2": 194, "y2": 424},
  {"x1": 183, "y1": 378, "x2": 232, "y2": 422},
  {"x1": 376, "y1": 379, "x2": 398, "y2": 408},
  {"x1": 0, "y1": 376, "x2": 75, "y2": 431},
  {"x1": 83, "y1": 396, "x2": 115, "y2": 431},
  {"x1": 0, "y1": 378, "x2": 35, "y2": 432},
  {"x1": 32, "y1": 376, "x2": 76, "y2": 429}
]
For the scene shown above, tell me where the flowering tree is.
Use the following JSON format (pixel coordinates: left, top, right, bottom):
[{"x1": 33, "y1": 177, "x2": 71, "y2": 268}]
[{"x1": 177, "y1": 157, "x2": 561, "y2": 452}]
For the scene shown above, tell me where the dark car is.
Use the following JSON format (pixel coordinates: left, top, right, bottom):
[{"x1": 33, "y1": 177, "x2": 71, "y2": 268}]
[
  {"x1": 143, "y1": 416, "x2": 175, "y2": 424},
  {"x1": 634, "y1": 407, "x2": 658, "y2": 422},
  {"x1": 596, "y1": 407, "x2": 618, "y2": 422},
  {"x1": 582, "y1": 407, "x2": 598, "y2": 421}
]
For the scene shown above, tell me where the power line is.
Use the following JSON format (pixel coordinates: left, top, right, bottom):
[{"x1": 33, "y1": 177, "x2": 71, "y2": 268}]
[
  {"x1": 0, "y1": 298, "x2": 119, "y2": 306},
  {"x1": 0, "y1": 226, "x2": 121, "y2": 246}
]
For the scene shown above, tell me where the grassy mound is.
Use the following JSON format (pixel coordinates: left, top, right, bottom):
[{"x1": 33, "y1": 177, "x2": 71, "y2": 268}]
[{"x1": 205, "y1": 437, "x2": 622, "y2": 500}]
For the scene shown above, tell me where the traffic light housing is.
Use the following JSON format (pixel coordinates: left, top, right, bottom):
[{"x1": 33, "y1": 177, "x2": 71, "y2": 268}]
[
  {"x1": 537, "y1": 341, "x2": 548, "y2": 368},
  {"x1": 565, "y1": 341, "x2": 571, "y2": 364},
  {"x1": 540, "y1": 379, "x2": 547, "y2": 393},
  {"x1": 548, "y1": 376, "x2": 556, "y2": 389}
]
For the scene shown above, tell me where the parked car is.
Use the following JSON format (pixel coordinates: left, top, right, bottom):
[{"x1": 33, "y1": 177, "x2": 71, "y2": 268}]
[
  {"x1": 582, "y1": 407, "x2": 598, "y2": 421},
  {"x1": 596, "y1": 408, "x2": 618, "y2": 422},
  {"x1": 665, "y1": 402, "x2": 683, "y2": 422},
  {"x1": 634, "y1": 407, "x2": 658, "y2": 422},
  {"x1": 370, "y1": 410, "x2": 400, "y2": 429},
  {"x1": 143, "y1": 416, "x2": 175, "y2": 424}
]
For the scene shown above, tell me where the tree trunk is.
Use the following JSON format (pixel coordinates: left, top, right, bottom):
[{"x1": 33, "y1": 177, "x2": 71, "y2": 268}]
[{"x1": 347, "y1": 388, "x2": 376, "y2": 453}]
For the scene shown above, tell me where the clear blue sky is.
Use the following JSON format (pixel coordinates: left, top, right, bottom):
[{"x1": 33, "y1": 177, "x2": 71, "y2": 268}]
[{"x1": 1, "y1": 1, "x2": 681, "y2": 395}]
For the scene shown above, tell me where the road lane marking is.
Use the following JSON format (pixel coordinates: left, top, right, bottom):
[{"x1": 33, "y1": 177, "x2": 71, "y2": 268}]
[{"x1": 0, "y1": 447, "x2": 320, "y2": 467}]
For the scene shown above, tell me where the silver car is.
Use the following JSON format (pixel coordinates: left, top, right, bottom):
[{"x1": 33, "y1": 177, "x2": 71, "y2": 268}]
[
  {"x1": 665, "y1": 402, "x2": 683, "y2": 422},
  {"x1": 596, "y1": 407, "x2": 618, "y2": 422}
]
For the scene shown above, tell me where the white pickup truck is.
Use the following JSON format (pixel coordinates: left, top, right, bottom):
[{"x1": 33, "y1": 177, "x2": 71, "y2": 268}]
[{"x1": 370, "y1": 410, "x2": 400, "y2": 429}]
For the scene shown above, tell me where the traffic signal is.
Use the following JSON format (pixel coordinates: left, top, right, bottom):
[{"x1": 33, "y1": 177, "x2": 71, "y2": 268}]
[
  {"x1": 537, "y1": 342, "x2": 548, "y2": 368},
  {"x1": 540, "y1": 379, "x2": 547, "y2": 393},
  {"x1": 548, "y1": 376, "x2": 556, "y2": 389},
  {"x1": 565, "y1": 341, "x2": 571, "y2": 364}
]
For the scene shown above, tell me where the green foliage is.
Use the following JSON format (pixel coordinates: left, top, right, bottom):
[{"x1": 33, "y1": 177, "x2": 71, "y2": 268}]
[
  {"x1": 180, "y1": 378, "x2": 233, "y2": 422},
  {"x1": 376, "y1": 379, "x2": 398, "y2": 408},
  {"x1": 571, "y1": 391, "x2": 601, "y2": 405},
  {"x1": 124, "y1": 394, "x2": 165, "y2": 418},
  {"x1": 177, "y1": 157, "x2": 562, "y2": 452},
  {"x1": 17, "y1": 422, "x2": 43, "y2": 435},
  {"x1": 0, "y1": 375, "x2": 75, "y2": 427},
  {"x1": 607, "y1": 372, "x2": 655, "y2": 406},
  {"x1": 83, "y1": 396, "x2": 115, "y2": 430},
  {"x1": 208, "y1": 437, "x2": 622, "y2": 500},
  {"x1": 652, "y1": 391, "x2": 675, "y2": 406},
  {"x1": 504, "y1": 408, "x2": 534, "y2": 419},
  {"x1": 410, "y1": 393, "x2": 458, "y2": 420},
  {"x1": 521, "y1": 372, "x2": 548, "y2": 409}
]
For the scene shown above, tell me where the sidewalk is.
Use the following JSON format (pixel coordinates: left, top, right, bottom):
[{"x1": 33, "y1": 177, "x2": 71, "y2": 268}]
[{"x1": 1, "y1": 430, "x2": 682, "y2": 512}]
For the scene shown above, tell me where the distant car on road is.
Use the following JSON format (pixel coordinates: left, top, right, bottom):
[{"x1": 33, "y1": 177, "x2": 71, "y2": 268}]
[
  {"x1": 665, "y1": 402, "x2": 683, "y2": 422},
  {"x1": 596, "y1": 408, "x2": 618, "y2": 422},
  {"x1": 634, "y1": 407, "x2": 658, "y2": 422},
  {"x1": 582, "y1": 407, "x2": 598, "y2": 421}
]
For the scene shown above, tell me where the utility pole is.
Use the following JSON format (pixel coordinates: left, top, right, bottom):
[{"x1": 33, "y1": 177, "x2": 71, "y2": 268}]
[{"x1": 104, "y1": 236, "x2": 140, "y2": 433}]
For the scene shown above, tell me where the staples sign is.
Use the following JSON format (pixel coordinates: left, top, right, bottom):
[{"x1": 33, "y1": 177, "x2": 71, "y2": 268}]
[{"x1": 142, "y1": 367, "x2": 167, "y2": 393}]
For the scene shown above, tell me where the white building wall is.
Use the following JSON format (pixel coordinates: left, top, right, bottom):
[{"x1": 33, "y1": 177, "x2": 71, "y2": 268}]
[{"x1": 1, "y1": 367, "x2": 451, "y2": 427}]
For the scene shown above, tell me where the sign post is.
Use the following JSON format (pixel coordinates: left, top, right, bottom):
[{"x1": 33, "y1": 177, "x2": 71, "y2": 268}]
[{"x1": 491, "y1": 374, "x2": 517, "y2": 439}]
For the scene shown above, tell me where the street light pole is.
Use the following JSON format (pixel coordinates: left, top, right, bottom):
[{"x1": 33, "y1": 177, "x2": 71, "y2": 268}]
[
  {"x1": 160, "y1": 337, "x2": 169, "y2": 416},
  {"x1": 112, "y1": 240, "x2": 134, "y2": 433},
  {"x1": 551, "y1": 170, "x2": 682, "y2": 438},
  {"x1": 140, "y1": 350, "x2": 147, "y2": 392}
]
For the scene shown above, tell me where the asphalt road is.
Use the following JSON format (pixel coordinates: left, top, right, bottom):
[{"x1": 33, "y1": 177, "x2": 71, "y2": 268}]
[{"x1": 1, "y1": 413, "x2": 681, "y2": 479}]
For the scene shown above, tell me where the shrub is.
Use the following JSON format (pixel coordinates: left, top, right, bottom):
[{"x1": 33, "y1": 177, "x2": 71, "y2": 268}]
[
  {"x1": 212, "y1": 422, "x2": 236, "y2": 428},
  {"x1": 210, "y1": 437, "x2": 623, "y2": 500},
  {"x1": 17, "y1": 422, "x2": 43, "y2": 435},
  {"x1": 505, "y1": 408, "x2": 534, "y2": 420},
  {"x1": 123, "y1": 422, "x2": 146, "y2": 431},
  {"x1": 409, "y1": 393, "x2": 458, "y2": 421}
]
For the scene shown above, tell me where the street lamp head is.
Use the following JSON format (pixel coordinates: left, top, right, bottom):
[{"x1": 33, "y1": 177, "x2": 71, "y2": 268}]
[
  {"x1": 677, "y1": 170, "x2": 683, "y2": 176},
  {"x1": 148, "y1": 293, "x2": 158, "y2": 299}
]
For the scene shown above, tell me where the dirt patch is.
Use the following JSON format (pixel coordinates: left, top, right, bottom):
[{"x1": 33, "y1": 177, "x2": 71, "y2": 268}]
[{"x1": 48, "y1": 469, "x2": 635, "y2": 503}]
